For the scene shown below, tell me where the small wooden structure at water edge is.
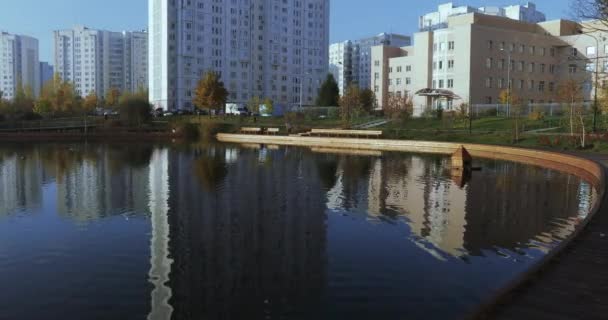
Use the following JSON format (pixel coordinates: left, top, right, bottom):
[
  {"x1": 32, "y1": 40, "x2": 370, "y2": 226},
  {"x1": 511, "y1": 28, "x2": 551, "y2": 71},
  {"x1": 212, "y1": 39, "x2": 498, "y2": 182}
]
[{"x1": 451, "y1": 145, "x2": 472, "y2": 169}]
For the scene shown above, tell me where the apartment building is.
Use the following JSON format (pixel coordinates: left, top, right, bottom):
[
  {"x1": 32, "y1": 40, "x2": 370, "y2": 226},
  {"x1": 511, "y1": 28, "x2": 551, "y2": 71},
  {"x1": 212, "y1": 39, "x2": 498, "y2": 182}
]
[
  {"x1": 372, "y1": 12, "x2": 596, "y2": 114},
  {"x1": 0, "y1": 32, "x2": 40, "y2": 99},
  {"x1": 39, "y1": 62, "x2": 54, "y2": 87},
  {"x1": 54, "y1": 26, "x2": 148, "y2": 98},
  {"x1": 329, "y1": 33, "x2": 410, "y2": 95},
  {"x1": 149, "y1": 0, "x2": 330, "y2": 112},
  {"x1": 420, "y1": 2, "x2": 546, "y2": 31}
]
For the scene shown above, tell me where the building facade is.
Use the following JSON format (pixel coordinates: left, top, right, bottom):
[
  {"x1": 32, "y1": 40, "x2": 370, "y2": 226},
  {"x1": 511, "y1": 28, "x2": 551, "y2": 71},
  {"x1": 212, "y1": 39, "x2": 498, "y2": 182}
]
[
  {"x1": 39, "y1": 62, "x2": 54, "y2": 88},
  {"x1": 420, "y1": 2, "x2": 546, "y2": 31},
  {"x1": 329, "y1": 33, "x2": 410, "y2": 95},
  {"x1": 53, "y1": 26, "x2": 148, "y2": 98},
  {"x1": 148, "y1": 0, "x2": 330, "y2": 111},
  {"x1": 372, "y1": 12, "x2": 600, "y2": 114},
  {"x1": 0, "y1": 32, "x2": 40, "y2": 100}
]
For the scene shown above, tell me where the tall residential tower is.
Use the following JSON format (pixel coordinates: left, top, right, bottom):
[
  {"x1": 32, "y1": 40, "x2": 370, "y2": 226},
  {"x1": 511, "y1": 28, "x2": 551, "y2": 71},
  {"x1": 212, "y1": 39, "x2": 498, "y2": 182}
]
[
  {"x1": 0, "y1": 32, "x2": 40, "y2": 99},
  {"x1": 53, "y1": 26, "x2": 148, "y2": 98},
  {"x1": 149, "y1": 0, "x2": 330, "y2": 111}
]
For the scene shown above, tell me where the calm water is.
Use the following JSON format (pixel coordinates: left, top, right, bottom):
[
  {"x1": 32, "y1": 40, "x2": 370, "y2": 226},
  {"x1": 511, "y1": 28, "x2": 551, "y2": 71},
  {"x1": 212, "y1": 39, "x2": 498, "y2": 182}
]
[{"x1": 0, "y1": 142, "x2": 596, "y2": 320}]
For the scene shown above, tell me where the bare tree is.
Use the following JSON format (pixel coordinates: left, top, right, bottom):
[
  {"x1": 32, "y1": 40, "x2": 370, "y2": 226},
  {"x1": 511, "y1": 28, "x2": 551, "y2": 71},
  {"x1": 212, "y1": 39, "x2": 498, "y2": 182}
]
[
  {"x1": 571, "y1": 0, "x2": 608, "y2": 31},
  {"x1": 384, "y1": 93, "x2": 413, "y2": 123}
]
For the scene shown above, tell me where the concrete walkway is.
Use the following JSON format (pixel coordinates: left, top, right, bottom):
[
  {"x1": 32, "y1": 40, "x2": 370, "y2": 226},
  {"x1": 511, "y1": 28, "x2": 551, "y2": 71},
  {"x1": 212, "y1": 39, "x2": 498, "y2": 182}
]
[{"x1": 484, "y1": 154, "x2": 608, "y2": 319}]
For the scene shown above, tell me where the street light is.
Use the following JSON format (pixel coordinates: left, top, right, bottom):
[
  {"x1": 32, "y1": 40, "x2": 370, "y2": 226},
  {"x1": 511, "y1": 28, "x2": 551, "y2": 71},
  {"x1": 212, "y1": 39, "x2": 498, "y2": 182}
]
[
  {"x1": 500, "y1": 47, "x2": 511, "y2": 118},
  {"x1": 577, "y1": 29, "x2": 605, "y2": 132}
]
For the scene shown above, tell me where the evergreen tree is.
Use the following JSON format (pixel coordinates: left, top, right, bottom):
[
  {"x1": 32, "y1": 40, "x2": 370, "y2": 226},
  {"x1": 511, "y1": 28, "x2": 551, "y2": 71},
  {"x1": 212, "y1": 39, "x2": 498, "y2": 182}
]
[{"x1": 316, "y1": 74, "x2": 340, "y2": 106}]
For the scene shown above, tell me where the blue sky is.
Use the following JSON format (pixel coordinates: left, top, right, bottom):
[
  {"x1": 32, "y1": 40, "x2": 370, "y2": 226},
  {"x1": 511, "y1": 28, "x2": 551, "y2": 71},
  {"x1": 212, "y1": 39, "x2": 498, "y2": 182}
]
[{"x1": 0, "y1": 0, "x2": 572, "y2": 62}]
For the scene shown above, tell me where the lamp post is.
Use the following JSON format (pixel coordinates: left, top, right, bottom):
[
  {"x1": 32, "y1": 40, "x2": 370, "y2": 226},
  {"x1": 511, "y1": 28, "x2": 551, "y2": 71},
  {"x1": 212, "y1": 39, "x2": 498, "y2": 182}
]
[
  {"x1": 578, "y1": 29, "x2": 605, "y2": 132},
  {"x1": 500, "y1": 47, "x2": 511, "y2": 117}
]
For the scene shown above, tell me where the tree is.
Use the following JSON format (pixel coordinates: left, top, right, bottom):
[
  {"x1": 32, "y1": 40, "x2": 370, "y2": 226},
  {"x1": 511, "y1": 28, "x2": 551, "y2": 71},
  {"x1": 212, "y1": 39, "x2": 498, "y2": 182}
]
[
  {"x1": 359, "y1": 88, "x2": 377, "y2": 114},
  {"x1": 316, "y1": 74, "x2": 340, "y2": 106},
  {"x1": 572, "y1": 0, "x2": 608, "y2": 31},
  {"x1": 83, "y1": 91, "x2": 99, "y2": 113},
  {"x1": 385, "y1": 93, "x2": 413, "y2": 122},
  {"x1": 499, "y1": 89, "x2": 524, "y2": 142},
  {"x1": 247, "y1": 96, "x2": 261, "y2": 114},
  {"x1": 557, "y1": 80, "x2": 584, "y2": 137},
  {"x1": 120, "y1": 96, "x2": 152, "y2": 127},
  {"x1": 34, "y1": 98, "x2": 53, "y2": 116},
  {"x1": 105, "y1": 87, "x2": 121, "y2": 109},
  {"x1": 193, "y1": 71, "x2": 229, "y2": 113},
  {"x1": 262, "y1": 98, "x2": 274, "y2": 116},
  {"x1": 339, "y1": 85, "x2": 362, "y2": 128}
]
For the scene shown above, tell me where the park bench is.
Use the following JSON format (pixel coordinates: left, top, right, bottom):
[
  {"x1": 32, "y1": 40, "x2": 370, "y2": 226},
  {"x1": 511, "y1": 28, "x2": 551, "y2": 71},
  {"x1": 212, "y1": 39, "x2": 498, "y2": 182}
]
[
  {"x1": 265, "y1": 128, "x2": 280, "y2": 135},
  {"x1": 309, "y1": 129, "x2": 382, "y2": 139},
  {"x1": 240, "y1": 127, "x2": 262, "y2": 134}
]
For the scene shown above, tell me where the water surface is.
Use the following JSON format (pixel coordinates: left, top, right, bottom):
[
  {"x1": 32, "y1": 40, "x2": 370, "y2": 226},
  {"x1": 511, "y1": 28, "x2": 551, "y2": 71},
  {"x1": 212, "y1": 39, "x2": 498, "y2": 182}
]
[{"x1": 0, "y1": 142, "x2": 596, "y2": 319}]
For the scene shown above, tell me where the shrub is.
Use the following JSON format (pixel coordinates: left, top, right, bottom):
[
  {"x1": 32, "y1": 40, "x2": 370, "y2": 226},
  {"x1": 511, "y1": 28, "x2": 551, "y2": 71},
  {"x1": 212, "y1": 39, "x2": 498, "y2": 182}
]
[
  {"x1": 528, "y1": 111, "x2": 544, "y2": 121},
  {"x1": 174, "y1": 122, "x2": 200, "y2": 140},
  {"x1": 119, "y1": 97, "x2": 152, "y2": 127}
]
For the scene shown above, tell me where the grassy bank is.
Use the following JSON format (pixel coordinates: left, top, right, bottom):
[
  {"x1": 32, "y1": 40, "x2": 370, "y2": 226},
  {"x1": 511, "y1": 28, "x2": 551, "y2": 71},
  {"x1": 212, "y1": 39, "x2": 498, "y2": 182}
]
[{"x1": 182, "y1": 114, "x2": 608, "y2": 154}]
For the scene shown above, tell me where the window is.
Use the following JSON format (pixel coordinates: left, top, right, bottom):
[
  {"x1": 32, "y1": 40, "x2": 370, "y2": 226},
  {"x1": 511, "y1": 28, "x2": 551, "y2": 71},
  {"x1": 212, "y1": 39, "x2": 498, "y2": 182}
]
[
  {"x1": 500, "y1": 41, "x2": 505, "y2": 50},
  {"x1": 518, "y1": 61, "x2": 524, "y2": 71},
  {"x1": 448, "y1": 60, "x2": 454, "y2": 69},
  {"x1": 406, "y1": 77, "x2": 411, "y2": 85},
  {"x1": 439, "y1": 79, "x2": 444, "y2": 88},
  {"x1": 374, "y1": 60, "x2": 380, "y2": 66},
  {"x1": 389, "y1": 67, "x2": 393, "y2": 73},
  {"x1": 587, "y1": 46, "x2": 597, "y2": 55},
  {"x1": 540, "y1": 47, "x2": 546, "y2": 56},
  {"x1": 448, "y1": 41, "x2": 455, "y2": 50},
  {"x1": 519, "y1": 44, "x2": 525, "y2": 53},
  {"x1": 549, "y1": 82, "x2": 555, "y2": 92},
  {"x1": 519, "y1": 79, "x2": 524, "y2": 89},
  {"x1": 540, "y1": 64, "x2": 546, "y2": 73},
  {"x1": 440, "y1": 42, "x2": 446, "y2": 51},
  {"x1": 396, "y1": 78, "x2": 402, "y2": 85},
  {"x1": 498, "y1": 78, "x2": 504, "y2": 89},
  {"x1": 388, "y1": 79, "x2": 393, "y2": 85},
  {"x1": 485, "y1": 77, "x2": 493, "y2": 88},
  {"x1": 550, "y1": 47, "x2": 556, "y2": 57},
  {"x1": 486, "y1": 58, "x2": 493, "y2": 69},
  {"x1": 586, "y1": 63, "x2": 596, "y2": 72},
  {"x1": 550, "y1": 64, "x2": 556, "y2": 74},
  {"x1": 528, "y1": 80, "x2": 535, "y2": 90},
  {"x1": 488, "y1": 40, "x2": 493, "y2": 50},
  {"x1": 571, "y1": 48, "x2": 578, "y2": 56},
  {"x1": 499, "y1": 59, "x2": 505, "y2": 69},
  {"x1": 439, "y1": 61, "x2": 443, "y2": 70},
  {"x1": 396, "y1": 66, "x2": 402, "y2": 72},
  {"x1": 447, "y1": 79, "x2": 454, "y2": 88},
  {"x1": 539, "y1": 81, "x2": 545, "y2": 92},
  {"x1": 406, "y1": 65, "x2": 412, "y2": 72},
  {"x1": 374, "y1": 72, "x2": 379, "y2": 79},
  {"x1": 528, "y1": 62, "x2": 535, "y2": 73},
  {"x1": 569, "y1": 64, "x2": 577, "y2": 73},
  {"x1": 485, "y1": 96, "x2": 493, "y2": 104},
  {"x1": 374, "y1": 85, "x2": 379, "y2": 92}
]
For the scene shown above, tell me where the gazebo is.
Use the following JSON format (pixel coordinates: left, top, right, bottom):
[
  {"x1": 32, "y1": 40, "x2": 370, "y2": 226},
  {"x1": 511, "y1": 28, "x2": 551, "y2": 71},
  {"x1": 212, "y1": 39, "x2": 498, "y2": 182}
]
[{"x1": 415, "y1": 88, "x2": 462, "y2": 112}]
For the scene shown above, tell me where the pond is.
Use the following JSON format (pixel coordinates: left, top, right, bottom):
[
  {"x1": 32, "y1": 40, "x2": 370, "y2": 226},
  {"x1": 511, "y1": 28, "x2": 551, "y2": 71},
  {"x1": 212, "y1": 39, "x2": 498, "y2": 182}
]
[{"x1": 0, "y1": 142, "x2": 597, "y2": 319}]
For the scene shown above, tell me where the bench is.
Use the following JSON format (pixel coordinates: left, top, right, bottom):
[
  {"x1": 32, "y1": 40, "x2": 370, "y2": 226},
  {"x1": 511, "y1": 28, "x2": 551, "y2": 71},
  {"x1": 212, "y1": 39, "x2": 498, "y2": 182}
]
[
  {"x1": 309, "y1": 129, "x2": 382, "y2": 139},
  {"x1": 265, "y1": 128, "x2": 280, "y2": 135},
  {"x1": 240, "y1": 127, "x2": 262, "y2": 134}
]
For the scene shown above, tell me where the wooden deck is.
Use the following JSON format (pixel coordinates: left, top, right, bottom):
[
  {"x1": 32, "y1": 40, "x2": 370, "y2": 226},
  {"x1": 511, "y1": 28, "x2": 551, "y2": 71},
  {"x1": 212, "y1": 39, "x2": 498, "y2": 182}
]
[{"x1": 481, "y1": 155, "x2": 608, "y2": 320}]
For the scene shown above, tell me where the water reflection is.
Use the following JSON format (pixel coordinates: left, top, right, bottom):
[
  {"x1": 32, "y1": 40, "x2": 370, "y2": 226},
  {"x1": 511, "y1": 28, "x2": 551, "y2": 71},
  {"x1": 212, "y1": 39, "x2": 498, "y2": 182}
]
[{"x1": 0, "y1": 143, "x2": 597, "y2": 319}]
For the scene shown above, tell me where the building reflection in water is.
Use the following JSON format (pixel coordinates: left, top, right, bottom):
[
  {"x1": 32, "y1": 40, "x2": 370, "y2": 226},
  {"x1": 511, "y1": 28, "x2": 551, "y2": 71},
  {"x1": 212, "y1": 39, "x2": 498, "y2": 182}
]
[
  {"x1": 0, "y1": 147, "x2": 45, "y2": 217},
  {"x1": 324, "y1": 151, "x2": 594, "y2": 259},
  {"x1": 165, "y1": 145, "x2": 327, "y2": 319}
]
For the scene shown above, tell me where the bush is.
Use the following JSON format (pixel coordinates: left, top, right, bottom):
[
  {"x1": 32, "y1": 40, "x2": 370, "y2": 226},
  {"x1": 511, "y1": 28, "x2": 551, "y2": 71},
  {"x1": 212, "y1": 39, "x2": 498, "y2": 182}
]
[
  {"x1": 119, "y1": 97, "x2": 152, "y2": 127},
  {"x1": 528, "y1": 111, "x2": 544, "y2": 121},
  {"x1": 174, "y1": 122, "x2": 200, "y2": 140},
  {"x1": 327, "y1": 107, "x2": 339, "y2": 119}
]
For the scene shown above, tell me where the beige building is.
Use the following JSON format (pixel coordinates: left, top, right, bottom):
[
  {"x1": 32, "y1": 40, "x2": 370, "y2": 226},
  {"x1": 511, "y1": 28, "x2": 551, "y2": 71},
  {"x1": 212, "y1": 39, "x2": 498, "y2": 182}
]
[{"x1": 371, "y1": 12, "x2": 601, "y2": 115}]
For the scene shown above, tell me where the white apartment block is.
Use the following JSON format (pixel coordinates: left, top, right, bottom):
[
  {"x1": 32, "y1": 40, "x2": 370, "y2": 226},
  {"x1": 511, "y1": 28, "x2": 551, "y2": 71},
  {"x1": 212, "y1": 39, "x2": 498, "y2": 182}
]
[
  {"x1": 149, "y1": 0, "x2": 330, "y2": 111},
  {"x1": 329, "y1": 33, "x2": 410, "y2": 95},
  {"x1": 0, "y1": 32, "x2": 40, "y2": 100},
  {"x1": 372, "y1": 12, "x2": 599, "y2": 114},
  {"x1": 54, "y1": 26, "x2": 148, "y2": 98},
  {"x1": 420, "y1": 2, "x2": 546, "y2": 31}
]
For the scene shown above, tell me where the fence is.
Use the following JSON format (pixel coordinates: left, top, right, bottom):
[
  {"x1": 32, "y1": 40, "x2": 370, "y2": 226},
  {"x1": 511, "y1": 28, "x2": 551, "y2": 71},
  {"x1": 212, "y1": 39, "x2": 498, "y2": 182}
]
[{"x1": 413, "y1": 102, "x2": 596, "y2": 118}]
